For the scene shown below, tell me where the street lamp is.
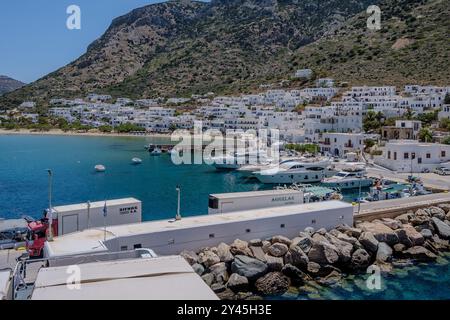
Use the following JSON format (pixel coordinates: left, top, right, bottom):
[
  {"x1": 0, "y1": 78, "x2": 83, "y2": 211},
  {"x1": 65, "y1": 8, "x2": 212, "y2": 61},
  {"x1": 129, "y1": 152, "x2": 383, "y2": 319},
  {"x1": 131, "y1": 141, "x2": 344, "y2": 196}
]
[{"x1": 46, "y1": 169, "x2": 54, "y2": 241}]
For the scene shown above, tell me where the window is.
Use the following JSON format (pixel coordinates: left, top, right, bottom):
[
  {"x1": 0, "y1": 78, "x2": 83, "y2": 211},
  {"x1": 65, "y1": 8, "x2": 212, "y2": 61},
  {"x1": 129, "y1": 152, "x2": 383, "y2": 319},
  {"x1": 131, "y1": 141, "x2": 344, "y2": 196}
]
[
  {"x1": 418, "y1": 157, "x2": 422, "y2": 164},
  {"x1": 411, "y1": 152, "x2": 416, "y2": 160},
  {"x1": 311, "y1": 219, "x2": 317, "y2": 224},
  {"x1": 209, "y1": 233, "x2": 215, "y2": 239},
  {"x1": 280, "y1": 224, "x2": 285, "y2": 229},
  {"x1": 442, "y1": 151, "x2": 446, "y2": 157},
  {"x1": 133, "y1": 244, "x2": 142, "y2": 249},
  {"x1": 394, "y1": 152, "x2": 397, "y2": 160},
  {"x1": 120, "y1": 246, "x2": 128, "y2": 251},
  {"x1": 404, "y1": 153, "x2": 409, "y2": 159},
  {"x1": 388, "y1": 151, "x2": 391, "y2": 159},
  {"x1": 426, "y1": 153, "x2": 431, "y2": 159},
  {"x1": 245, "y1": 229, "x2": 251, "y2": 233}
]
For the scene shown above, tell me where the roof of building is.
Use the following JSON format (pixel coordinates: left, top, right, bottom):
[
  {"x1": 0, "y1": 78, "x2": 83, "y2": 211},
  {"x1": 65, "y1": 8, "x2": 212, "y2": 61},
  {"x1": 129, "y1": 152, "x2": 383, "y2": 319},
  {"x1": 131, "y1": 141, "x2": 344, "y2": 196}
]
[
  {"x1": 31, "y1": 256, "x2": 218, "y2": 300},
  {"x1": 45, "y1": 201, "x2": 352, "y2": 258},
  {"x1": 53, "y1": 198, "x2": 140, "y2": 213}
]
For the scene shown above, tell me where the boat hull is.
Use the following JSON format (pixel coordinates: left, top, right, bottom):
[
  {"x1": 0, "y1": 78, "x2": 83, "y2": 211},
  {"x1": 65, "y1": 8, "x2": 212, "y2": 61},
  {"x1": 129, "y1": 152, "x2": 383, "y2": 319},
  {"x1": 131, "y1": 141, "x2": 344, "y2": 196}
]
[
  {"x1": 255, "y1": 170, "x2": 336, "y2": 184},
  {"x1": 321, "y1": 179, "x2": 373, "y2": 190}
]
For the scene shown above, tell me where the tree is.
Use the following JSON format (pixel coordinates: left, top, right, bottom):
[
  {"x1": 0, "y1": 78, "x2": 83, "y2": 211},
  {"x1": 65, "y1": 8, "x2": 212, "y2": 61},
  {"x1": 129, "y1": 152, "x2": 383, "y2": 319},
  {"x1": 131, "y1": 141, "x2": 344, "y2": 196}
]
[
  {"x1": 363, "y1": 111, "x2": 383, "y2": 133},
  {"x1": 442, "y1": 136, "x2": 450, "y2": 145},
  {"x1": 445, "y1": 93, "x2": 450, "y2": 104},
  {"x1": 418, "y1": 127, "x2": 433, "y2": 143},
  {"x1": 404, "y1": 108, "x2": 415, "y2": 120},
  {"x1": 99, "y1": 125, "x2": 112, "y2": 133}
]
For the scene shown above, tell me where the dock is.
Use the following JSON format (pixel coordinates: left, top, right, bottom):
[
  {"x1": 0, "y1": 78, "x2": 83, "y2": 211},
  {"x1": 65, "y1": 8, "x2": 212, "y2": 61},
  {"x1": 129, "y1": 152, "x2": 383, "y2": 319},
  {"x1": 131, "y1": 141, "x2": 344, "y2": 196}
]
[{"x1": 355, "y1": 192, "x2": 450, "y2": 221}]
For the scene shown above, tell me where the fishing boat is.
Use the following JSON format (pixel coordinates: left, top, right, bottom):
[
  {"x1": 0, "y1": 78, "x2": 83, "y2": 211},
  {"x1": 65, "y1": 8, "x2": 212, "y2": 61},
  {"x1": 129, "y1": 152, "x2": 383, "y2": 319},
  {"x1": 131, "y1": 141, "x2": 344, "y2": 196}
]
[
  {"x1": 94, "y1": 164, "x2": 106, "y2": 172},
  {"x1": 132, "y1": 158, "x2": 143, "y2": 165}
]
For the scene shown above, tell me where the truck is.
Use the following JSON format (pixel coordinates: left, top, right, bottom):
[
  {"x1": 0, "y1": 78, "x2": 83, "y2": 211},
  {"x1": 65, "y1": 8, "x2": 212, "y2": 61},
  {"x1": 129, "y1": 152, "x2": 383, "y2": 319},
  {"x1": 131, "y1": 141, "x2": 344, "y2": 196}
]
[
  {"x1": 26, "y1": 198, "x2": 142, "y2": 258},
  {"x1": 208, "y1": 189, "x2": 304, "y2": 215}
]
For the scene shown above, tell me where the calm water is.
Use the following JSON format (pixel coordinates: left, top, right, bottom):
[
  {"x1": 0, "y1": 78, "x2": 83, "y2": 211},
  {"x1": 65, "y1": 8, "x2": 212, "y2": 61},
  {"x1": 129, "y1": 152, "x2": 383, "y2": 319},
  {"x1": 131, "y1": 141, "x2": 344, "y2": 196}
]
[
  {"x1": 0, "y1": 135, "x2": 271, "y2": 220},
  {"x1": 1, "y1": 135, "x2": 448, "y2": 300},
  {"x1": 289, "y1": 254, "x2": 450, "y2": 300}
]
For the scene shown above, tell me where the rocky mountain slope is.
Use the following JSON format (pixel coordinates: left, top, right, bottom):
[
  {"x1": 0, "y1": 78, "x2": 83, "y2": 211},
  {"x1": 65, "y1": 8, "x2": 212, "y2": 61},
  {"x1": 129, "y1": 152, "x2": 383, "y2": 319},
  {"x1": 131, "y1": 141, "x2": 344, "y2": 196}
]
[
  {"x1": 1, "y1": 0, "x2": 448, "y2": 107},
  {"x1": 0, "y1": 75, "x2": 24, "y2": 96}
]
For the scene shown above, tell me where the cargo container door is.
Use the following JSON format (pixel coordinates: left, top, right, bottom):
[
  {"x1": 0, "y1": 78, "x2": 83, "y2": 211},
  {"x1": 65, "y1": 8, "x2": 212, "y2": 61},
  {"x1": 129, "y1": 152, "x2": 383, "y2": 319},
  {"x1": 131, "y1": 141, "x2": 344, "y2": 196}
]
[{"x1": 61, "y1": 214, "x2": 79, "y2": 235}]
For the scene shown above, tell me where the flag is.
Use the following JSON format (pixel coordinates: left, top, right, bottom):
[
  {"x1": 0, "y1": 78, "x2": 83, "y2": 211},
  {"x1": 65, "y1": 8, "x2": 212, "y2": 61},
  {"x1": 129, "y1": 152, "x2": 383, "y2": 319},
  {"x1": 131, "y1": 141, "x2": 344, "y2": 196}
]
[{"x1": 103, "y1": 201, "x2": 107, "y2": 217}]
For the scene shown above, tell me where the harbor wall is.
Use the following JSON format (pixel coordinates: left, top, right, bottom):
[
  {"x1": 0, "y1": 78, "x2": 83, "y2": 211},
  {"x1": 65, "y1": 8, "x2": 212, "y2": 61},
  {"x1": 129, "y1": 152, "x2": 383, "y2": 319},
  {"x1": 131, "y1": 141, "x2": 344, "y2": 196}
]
[{"x1": 104, "y1": 204, "x2": 353, "y2": 256}]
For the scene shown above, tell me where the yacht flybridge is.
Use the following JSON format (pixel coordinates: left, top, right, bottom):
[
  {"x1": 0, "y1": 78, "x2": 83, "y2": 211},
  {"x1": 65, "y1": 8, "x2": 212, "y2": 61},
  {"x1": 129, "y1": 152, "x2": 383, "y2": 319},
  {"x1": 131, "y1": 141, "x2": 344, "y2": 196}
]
[{"x1": 321, "y1": 164, "x2": 373, "y2": 190}]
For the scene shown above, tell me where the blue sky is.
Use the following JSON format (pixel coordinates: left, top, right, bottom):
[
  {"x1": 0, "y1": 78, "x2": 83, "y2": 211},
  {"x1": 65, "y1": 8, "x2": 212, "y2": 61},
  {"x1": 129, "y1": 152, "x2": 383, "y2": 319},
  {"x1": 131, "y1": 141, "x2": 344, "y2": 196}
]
[{"x1": 0, "y1": 0, "x2": 164, "y2": 83}]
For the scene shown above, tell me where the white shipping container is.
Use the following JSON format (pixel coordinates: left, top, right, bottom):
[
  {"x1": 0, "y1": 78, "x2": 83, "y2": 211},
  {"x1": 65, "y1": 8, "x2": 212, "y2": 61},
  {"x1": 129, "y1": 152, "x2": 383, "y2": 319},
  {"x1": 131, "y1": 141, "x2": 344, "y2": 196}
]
[
  {"x1": 208, "y1": 190, "x2": 304, "y2": 214},
  {"x1": 51, "y1": 198, "x2": 142, "y2": 236}
]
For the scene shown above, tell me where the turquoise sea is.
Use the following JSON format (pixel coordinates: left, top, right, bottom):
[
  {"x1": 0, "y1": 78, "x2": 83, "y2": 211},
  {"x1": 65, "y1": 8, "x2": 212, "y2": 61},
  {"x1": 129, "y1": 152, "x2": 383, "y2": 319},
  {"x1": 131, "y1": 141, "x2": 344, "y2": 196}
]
[{"x1": 0, "y1": 134, "x2": 449, "y2": 300}]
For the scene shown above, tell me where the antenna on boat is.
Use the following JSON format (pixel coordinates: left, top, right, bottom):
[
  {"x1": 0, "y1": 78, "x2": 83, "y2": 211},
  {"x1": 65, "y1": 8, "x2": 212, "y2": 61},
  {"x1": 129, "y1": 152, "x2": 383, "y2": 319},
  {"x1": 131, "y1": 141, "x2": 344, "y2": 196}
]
[{"x1": 175, "y1": 185, "x2": 182, "y2": 221}]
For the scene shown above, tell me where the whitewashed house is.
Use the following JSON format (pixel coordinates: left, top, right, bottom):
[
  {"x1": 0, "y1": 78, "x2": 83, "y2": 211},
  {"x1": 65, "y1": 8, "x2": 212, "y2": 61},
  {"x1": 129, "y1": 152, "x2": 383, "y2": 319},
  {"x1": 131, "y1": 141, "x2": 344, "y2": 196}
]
[
  {"x1": 294, "y1": 69, "x2": 313, "y2": 79},
  {"x1": 375, "y1": 140, "x2": 450, "y2": 172},
  {"x1": 439, "y1": 105, "x2": 450, "y2": 121},
  {"x1": 319, "y1": 133, "x2": 364, "y2": 157}
]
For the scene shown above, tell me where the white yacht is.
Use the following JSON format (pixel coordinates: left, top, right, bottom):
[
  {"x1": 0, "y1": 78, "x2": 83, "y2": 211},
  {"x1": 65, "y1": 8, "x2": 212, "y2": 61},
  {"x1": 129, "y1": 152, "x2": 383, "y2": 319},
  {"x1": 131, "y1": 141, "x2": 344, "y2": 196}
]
[
  {"x1": 321, "y1": 166, "x2": 373, "y2": 190},
  {"x1": 131, "y1": 158, "x2": 143, "y2": 165},
  {"x1": 254, "y1": 158, "x2": 335, "y2": 184},
  {"x1": 211, "y1": 151, "x2": 270, "y2": 170},
  {"x1": 94, "y1": 164, "x2": 106, "y2": 172}
]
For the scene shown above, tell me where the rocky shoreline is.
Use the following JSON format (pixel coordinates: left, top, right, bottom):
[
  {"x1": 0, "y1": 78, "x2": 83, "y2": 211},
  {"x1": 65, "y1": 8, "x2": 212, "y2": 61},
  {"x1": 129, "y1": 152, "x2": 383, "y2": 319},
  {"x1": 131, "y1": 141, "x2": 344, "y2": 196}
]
[{"x1": 180, "y1": 204, "x2": 450, "y2": 300}]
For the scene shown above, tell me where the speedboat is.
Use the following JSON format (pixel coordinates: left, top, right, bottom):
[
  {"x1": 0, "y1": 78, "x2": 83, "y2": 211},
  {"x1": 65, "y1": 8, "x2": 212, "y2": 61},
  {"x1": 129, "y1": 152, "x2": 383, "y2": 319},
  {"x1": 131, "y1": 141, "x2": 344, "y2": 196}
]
[
  {"x1": 95, "y1": 164, "x2": 106, "y2": 172},
  {"x1": 321, "y1": 166, "x2": 372, "y2": 190},
  {"x1": 254, "y1": 158, "x2": 335, "y2": 184},
  {"x1": 132, "y1": 158, "x2": 142, "y2": 165}
]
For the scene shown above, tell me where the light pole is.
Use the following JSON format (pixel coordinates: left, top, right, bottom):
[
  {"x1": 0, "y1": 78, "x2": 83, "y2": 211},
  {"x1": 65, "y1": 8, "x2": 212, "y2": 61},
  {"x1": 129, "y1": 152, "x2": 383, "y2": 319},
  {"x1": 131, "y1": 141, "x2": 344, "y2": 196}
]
[
  {"x1": 176, "y1": 186, "x2": 181, "y2": 221},
  {"x1": 46, "y1": 169, "x2": 54, "y2": 241}
]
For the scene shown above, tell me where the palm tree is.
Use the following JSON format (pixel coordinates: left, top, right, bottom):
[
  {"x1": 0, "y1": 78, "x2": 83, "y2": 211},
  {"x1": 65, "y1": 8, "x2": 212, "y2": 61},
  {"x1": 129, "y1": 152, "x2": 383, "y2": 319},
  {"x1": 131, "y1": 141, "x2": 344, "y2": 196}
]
[{"x1": 418, "y1": 127, "x2": 433, "y2": 143}]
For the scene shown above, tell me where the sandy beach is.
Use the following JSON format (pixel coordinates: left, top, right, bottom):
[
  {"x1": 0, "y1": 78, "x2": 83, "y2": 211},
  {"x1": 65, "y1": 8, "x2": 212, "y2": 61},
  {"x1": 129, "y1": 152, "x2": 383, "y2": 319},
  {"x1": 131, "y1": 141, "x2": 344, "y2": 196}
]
[{"x1": 0, "y1": 128, "x2": 173, "y2": 139}]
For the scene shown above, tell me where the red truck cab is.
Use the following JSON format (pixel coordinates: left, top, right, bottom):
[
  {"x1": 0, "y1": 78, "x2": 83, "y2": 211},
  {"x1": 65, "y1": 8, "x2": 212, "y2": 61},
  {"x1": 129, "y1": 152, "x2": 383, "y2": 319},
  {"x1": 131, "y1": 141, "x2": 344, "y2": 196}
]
[{"x1": 26, "y1": 212, "x2": 58, "y2": 258}]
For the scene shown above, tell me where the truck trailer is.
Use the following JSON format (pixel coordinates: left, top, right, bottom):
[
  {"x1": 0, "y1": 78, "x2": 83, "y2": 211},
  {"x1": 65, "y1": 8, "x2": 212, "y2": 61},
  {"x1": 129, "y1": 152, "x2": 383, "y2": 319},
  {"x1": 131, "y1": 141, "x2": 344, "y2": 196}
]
[
  {"x1": 208, "y1": 189, "x2": 304, "y2": 214},
  {"x1": 27, "y1": 198, "x2": 142, "y2": 258}
]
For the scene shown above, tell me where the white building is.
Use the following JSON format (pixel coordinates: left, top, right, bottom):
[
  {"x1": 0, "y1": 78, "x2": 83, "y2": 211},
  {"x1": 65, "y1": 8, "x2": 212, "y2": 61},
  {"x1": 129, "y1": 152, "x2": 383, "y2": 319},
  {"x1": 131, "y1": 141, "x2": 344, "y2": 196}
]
[
  {"x1": 375, "y1": 140, "x2": 450, "y2": 172},
  {"x1": 295, "y1": 69, "x2": 313, "y2": 79},
  {"x1": 439, "y1": 105, "x2": 450, "y2": 121},
  {"x1": 316, "y1": 78, "x2": 335, "y2": 88},
  {"x1": 319, "y1": 133, "x2": 364, "y2": 157}
]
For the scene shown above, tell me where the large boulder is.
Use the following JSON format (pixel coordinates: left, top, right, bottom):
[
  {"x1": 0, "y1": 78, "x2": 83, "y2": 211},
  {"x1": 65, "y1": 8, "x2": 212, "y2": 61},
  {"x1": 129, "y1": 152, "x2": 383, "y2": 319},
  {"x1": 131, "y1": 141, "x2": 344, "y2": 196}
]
[
  {"x1": 265, "y1": 254, "x2": 284, "y2": 271},
  {"x1": 281, "y1": 264, "x2": 309, "y2": 284},
  {"x1": 431, "y1": 217, "x2": 450, "y2": 239},
  {"x1": 217, "y1": 243, "x2": 234, "y2": 263},
  {"x1": 401, "y1": 224, "x2": 425, "y2": 246},
  {"x1": 395, "y1": 213, "x2": 412, "y2": 224},
  {"x1": 291, "y1": 236, "x2": 312, "y2": 253},
  {"x1": 250, "y1": 246, "x2": 267, "y2": 262},
  {"x1": 420, "y1": 229, "x2": 433, "y2": 239},
  {"x1": 376, "y1": 242, "x2": 393, "y2": 263},
  {"x1": 380, "y1": 218, "x2": 402, "y2": 230},
  {"x1": 410, "y1": 209, "x2": 431, "y2": 226},
  {"x1": 198, "y1": 250, "x2": 221, "y2": 268},
  {"x1": 226, "y1": 273, "x2": 249, "y2": 293},
  {"x1": 192, "y1": 263, "x2": 205, "y2": 276},
  {"x1": 308, "y1": 241, "x2": 339, "y2": 265},
  {"x1": 359, "y1": 232, "x2": 379, "y2": 253},
  {"x1": 201, "y1": 273, "x2": 215, "y2": 286},
  {"x1": 271, "y1": 235, "x2": 292, "y2": 246},
  {"x1": 350, "y1": 249, "x2": 371, "y2": 270},
  {"x1": 324, "y1": 233, "x2": 353, "y2": 263},
  {"x1": 403, "y1": 246, "x2": 437, "y2": 262},
  {"x1": 255, "y1": 272, "x2": 290, "y2": 296},
  {"x1": 428, "y1": 207, "x2": 446, "y2": 220},
  {"x1": 268, "y1": 243, "x2": 289, "y2": 257},
  {"x1": 230, "y1": 239, "x2": 253, "y2": 256},
  {"x1": 249, "y1": 239, "x2": 263, "y2": 247},
  {"x1": 317, "y1": 270, "x2": 342, "y2": 287},
  {"x1": 358, "y1": 222, "x2": 399, "y2": 245},
  {"x1": 180, "y1": 250, "x2": 198, "y2": 265},
  {"x1": 286, "y1": 245, "x2": 309, "y2": 269},
  {"x1": 210, "y1": 262, "x2": 229, "y2": 284},
  {"x1": 231, "y1": 255, "x2": 269, "y2": 281},
  {"x1": 438, "y1": 203, "x2": 450, "y2": 214}
]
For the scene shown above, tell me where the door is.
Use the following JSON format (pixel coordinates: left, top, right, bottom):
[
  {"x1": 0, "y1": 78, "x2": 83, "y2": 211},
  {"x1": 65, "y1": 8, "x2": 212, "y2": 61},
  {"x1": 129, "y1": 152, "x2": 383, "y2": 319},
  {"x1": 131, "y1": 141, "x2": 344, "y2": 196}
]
[{"x1": 62, "y1": 214, "x2": 79, "y2": 235}]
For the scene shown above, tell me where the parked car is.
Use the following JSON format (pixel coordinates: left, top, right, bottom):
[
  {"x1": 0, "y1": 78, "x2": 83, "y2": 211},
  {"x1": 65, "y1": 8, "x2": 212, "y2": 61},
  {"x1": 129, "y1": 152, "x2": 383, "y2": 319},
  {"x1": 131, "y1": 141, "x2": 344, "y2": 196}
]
[{"x1": 434, "y1": 167, "x2": 450, "y2": 176}]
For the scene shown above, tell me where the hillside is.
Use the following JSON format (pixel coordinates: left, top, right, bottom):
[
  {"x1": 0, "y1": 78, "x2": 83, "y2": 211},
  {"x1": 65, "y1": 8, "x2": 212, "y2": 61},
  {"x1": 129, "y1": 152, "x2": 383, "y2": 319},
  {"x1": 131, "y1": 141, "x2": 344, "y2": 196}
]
[
  {"x1": 1, "y1": 0, "x2": 448, "y2": 108},
  {"x1": 0, "y1": 0, "x2": 375, "y2": 106},
  {"x1": 0, "y1": 75, "x2": 25, "y2": 96},
  {"x1": 291, "y1": 0, "x2": 450, "y2": 86}
]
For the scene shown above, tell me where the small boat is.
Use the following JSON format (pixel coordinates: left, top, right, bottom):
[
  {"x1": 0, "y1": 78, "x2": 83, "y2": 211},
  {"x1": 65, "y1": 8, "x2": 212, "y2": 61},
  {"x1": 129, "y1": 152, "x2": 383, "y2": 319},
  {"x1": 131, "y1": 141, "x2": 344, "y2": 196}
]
[
  {"x1": 95, "y1": 164, "x2": 106, "y2": 172},
  {"x1": 321, "y1": 165, "x2": 373, "y2": 190},
  {"x1": 150, "y1": 147, "x2": 162, "y2": 156},
  {"x1": 132, "y1": 158, "x2": 142, "y2": 165}
]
